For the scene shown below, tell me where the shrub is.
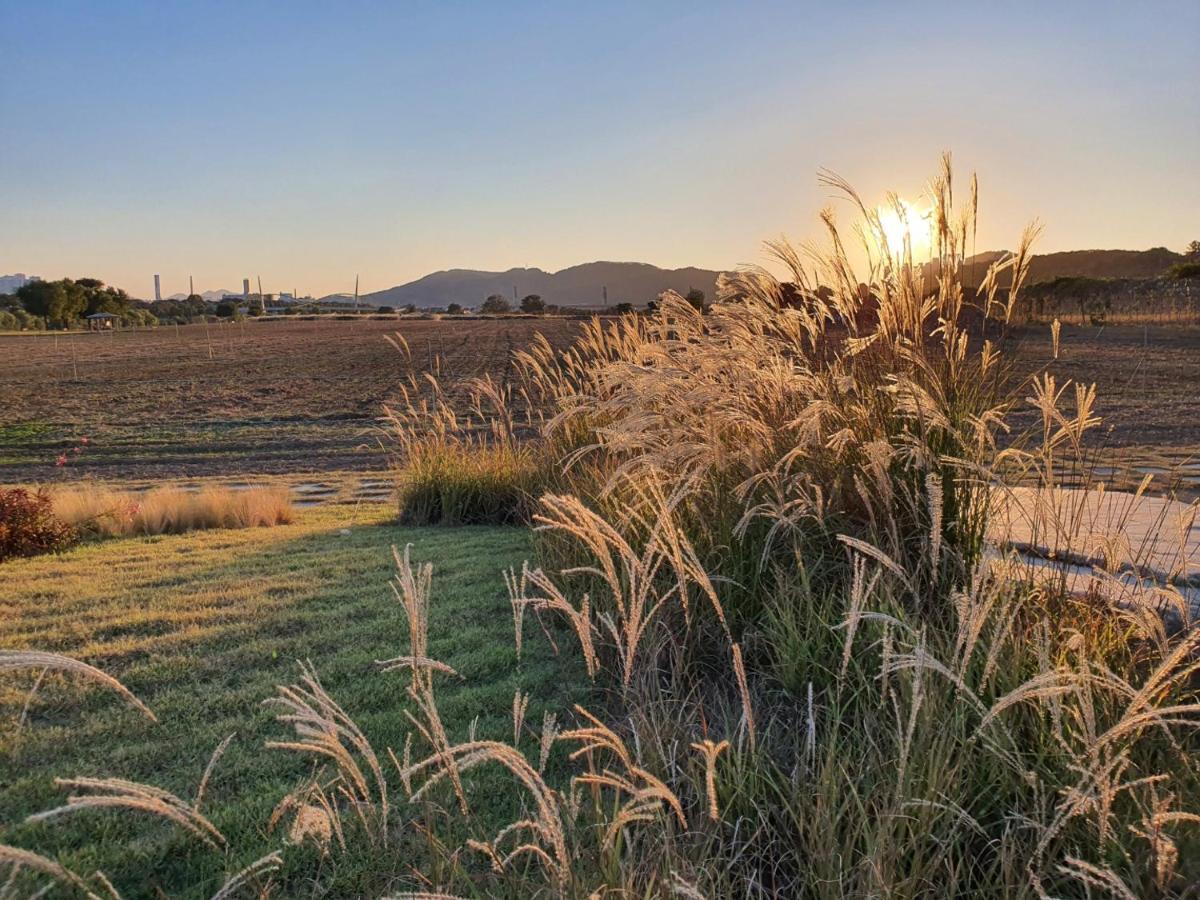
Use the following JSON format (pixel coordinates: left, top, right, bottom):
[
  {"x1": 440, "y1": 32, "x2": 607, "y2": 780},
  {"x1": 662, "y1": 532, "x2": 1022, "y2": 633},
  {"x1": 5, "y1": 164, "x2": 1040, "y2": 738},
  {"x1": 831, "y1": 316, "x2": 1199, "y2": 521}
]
[
  {"x1": 0, "y1": 487, "x2": 78, "y2": 562},
  {"x1": 1167, "y1": 261, "x2": 1200, "y2": 279}
]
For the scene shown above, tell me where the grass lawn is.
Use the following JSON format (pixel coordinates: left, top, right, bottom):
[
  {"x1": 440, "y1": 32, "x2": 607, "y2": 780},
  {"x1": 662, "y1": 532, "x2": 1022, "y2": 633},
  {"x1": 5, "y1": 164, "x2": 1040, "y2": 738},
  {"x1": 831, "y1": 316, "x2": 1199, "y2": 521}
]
[{"x1": 0, "y1": 503, "x2": 586, "y2": 898}]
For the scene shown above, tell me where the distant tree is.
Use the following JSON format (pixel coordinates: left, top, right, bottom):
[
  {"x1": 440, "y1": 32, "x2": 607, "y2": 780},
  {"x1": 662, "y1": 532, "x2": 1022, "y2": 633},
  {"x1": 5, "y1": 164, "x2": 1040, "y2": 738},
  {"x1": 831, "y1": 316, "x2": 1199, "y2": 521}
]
[
  {"x1": 17, "y1": 280, "x2": 84, "y2": 327},
  {"x1": 519, "y1": 294, "x2": 545, "y2": 314},
  {"x1": 76, "y1": 278, "x2": 132, "y2": 316},
  {"x1": 1186, "y1": 240, "x2": 1200, "y2": 260},
  {"x1": 401, "y1": 303, "x2": 417, "y2": 314},
  {"x1": 613, "y1": 302, "x2": 634, "y2": 314},
  {"x1": 377, "y1": 305, "x2": 394, "y2": 314},
  {"x1": 215, "y1": 300, "x2": 239, "y2": 318},
  {"x1": 186, "y1": 293, "x2": 204, "y2": 305},
  {"x1": 1168, "y1": 262, "x2": 1200, "y2": 280},
  {"x1": 446, "y1": 303, "x2": 464, "y2": 315},
  {"x1": 684, "y1": 288, "x2": 706, "y2": 312},
  {"x1": 481, "y1": 294, "x2": 512, "y2": 314}
]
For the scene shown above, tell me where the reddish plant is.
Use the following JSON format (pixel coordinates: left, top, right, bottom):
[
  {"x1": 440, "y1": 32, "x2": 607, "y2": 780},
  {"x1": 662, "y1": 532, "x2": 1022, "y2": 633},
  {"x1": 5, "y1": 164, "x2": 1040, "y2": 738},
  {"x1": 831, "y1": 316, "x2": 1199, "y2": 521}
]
[{"x1": 0, "y1": 487, "x2": 79, "y2": 563}]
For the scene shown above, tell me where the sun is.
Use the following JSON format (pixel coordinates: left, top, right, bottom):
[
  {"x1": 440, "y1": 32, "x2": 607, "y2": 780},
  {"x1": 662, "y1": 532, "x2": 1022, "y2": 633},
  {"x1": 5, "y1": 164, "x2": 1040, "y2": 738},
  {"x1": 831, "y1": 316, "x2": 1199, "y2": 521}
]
[{"x1": 875, "y1": 197, "x2": 933, "y2": 258}]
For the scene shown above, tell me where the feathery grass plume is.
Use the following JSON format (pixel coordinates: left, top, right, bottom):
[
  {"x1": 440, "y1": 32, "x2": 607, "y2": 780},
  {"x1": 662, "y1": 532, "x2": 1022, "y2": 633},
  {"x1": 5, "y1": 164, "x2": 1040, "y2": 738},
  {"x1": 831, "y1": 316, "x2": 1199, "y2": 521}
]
[
  {"x1": 512, "y1": 689, "x2": 530, "y2": 746},
  {"x1": 195, "y1": 732, "x2": 236, "y2": 812},
  {"x1": 209, "y1": 851, "x2": 284, "y2": 900},
  {"x1": 265, "y1": 660, "x2": 390, "y2": 846},
  {"x1": 561, "y1": 706, "x2": 687, "y2": 850},
  {"x1": 395, "y1": 737, "x2": 571, "y2": 886},
  {"x1": 690, "y1": 739, "x2": 729, "y2": 822},
  {"x1": 0, "y1": 845, "x2": 101, "y2": 899},
  {"x1": 0, "y1": 650, "x2": 156, "y2": 721},
  {"x1": 507, "y1": 560, "x2": 598, "y2": 678},
  {"x1": 730, "y1": 643, "x2": 755, "y2": 751},
  {"x1": 538, "y1": 710, "x2": 559, "y2": 774},
  {"x1": 27, "y1": 777, "x2": 226, "y2": 850}
]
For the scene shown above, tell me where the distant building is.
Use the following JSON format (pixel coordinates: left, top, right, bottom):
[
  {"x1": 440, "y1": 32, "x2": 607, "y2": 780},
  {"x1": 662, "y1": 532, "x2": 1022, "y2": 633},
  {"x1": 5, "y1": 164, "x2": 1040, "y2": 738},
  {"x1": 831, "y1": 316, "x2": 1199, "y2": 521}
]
[{"x1": 0, "y1": 273, "x2": 39, "y2": 294}]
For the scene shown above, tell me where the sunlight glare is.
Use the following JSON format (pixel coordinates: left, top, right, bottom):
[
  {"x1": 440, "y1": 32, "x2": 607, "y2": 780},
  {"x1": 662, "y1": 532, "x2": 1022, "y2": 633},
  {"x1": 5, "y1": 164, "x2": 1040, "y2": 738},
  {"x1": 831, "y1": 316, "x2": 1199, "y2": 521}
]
[{"x1": 876, "y1": 198, "x2": 933, "y2": 258}]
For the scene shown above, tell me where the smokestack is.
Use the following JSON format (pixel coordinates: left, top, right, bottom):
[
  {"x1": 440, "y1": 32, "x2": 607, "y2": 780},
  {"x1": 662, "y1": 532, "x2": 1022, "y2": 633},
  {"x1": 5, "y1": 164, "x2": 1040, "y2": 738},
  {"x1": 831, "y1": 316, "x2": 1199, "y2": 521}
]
[
  {"x1": 154, "y1": 274, "x2": 161, "y2": 303},
  {"x1": 243, "y1": 278, "x2": 251, "y2": 297}
]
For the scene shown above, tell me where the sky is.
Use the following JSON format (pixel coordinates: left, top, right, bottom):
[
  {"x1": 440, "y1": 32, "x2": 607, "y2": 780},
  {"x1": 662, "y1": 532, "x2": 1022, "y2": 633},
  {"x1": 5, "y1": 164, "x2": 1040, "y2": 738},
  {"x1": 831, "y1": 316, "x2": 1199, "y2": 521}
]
[{"x1": 2, "y1": 1, "x2": 1197, "y2": 299}]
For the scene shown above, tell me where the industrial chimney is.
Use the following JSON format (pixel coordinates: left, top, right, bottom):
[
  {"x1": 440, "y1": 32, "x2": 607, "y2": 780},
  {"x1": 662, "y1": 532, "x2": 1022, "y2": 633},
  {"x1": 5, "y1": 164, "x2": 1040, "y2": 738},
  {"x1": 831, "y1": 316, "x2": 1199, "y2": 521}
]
[
  {"x1": 154, "y1": 274, "x2": 162, "y2": 303},
  {"x1": 243, "y1": 278, "x2": 251, "y2": 297}
]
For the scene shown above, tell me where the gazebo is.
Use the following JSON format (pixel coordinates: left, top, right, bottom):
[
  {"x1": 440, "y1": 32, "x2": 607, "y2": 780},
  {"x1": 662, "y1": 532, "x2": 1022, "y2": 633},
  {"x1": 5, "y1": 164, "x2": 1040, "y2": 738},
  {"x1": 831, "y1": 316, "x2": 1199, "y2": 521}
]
[{"x1": 85, "y1": 312, "x2": 120, "y2": 331}]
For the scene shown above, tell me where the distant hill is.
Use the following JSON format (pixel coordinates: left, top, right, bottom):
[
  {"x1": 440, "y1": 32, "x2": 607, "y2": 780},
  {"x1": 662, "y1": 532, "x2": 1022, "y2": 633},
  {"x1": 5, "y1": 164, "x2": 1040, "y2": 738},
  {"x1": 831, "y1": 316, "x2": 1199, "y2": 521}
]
[
  {"x1": 961, "y1": 247, "x2": 1184, "y2": 286},
  {"x1": 362, "y1": 262, "x2": 723, "y2": 309},
  {"x1": 166, "y1": 289, "x2": 236, "y2": 302}
]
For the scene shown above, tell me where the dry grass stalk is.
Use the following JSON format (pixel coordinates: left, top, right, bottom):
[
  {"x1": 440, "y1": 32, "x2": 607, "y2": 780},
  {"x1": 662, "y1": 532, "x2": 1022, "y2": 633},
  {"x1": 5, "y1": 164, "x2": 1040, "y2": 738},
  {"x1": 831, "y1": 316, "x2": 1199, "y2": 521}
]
[
  {"x1": 265, "y1": 661, "x2": 390, "y2": 846},
  {"x1": 27, "y1": 777, "x2": 226, "y2": 850},
  {"x1": 730, "y1": 643, "x2": 755, "y2": 751},
  {"x1": 210, "y1": 851, "x2": 284, "y2": 900},
  {"x1": 0, "y1": 650, "x2": 156, "y2": 721},
  {"x1": 690, "y1": 739, "x2": 729, "y2": 821}
]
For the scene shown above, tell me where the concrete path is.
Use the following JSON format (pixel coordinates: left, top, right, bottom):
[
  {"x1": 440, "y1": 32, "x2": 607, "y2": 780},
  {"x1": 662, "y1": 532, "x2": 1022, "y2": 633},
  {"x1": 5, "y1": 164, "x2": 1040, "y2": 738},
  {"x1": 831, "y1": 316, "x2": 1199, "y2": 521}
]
[{"x1": 989, "y1": 487, "x2": 1200, "y2": 625}]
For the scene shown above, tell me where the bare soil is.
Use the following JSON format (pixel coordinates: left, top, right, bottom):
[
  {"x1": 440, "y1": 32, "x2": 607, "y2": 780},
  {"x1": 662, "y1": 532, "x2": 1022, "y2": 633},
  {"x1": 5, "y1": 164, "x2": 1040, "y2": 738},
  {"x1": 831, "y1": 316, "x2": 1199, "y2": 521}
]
[
  {"x1": 2, "y1": 318, "x2": 1196, "y2": 488},
  {"x1": 0, "y1": 317, "x2": 579, "y2": 482}
]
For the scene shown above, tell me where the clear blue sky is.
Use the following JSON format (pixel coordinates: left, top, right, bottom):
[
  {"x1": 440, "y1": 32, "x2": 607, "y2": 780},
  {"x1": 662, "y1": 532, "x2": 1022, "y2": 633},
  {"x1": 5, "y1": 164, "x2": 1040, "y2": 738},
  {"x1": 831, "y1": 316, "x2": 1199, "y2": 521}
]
[{"x1": 2, "y1": 1, "x2": 1197, "y2": 298}]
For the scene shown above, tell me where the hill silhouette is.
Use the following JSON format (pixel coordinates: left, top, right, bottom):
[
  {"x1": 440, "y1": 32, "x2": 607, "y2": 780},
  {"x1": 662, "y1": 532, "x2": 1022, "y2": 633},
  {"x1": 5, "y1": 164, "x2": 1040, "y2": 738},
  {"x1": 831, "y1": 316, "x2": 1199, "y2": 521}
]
[
  {"x1": 960, "y1": 247, "x2": 1184, "y2": 287},
  {"x1": 362, "y1": 262, "x2": 723, "y2": 309}
]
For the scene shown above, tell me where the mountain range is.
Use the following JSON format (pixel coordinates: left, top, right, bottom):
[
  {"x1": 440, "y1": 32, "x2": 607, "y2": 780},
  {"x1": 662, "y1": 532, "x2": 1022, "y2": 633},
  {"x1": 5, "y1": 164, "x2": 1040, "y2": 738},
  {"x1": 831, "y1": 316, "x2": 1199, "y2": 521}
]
[
  {"x1": 959, "y1": 247, "x2": 1186, "y2": 287},
  {"x1": 358, "y1": 248, "x2": 1187, "y2": 310},
  {"x1": 360, "y1": 262, "x2": 722, "y2": 309}
]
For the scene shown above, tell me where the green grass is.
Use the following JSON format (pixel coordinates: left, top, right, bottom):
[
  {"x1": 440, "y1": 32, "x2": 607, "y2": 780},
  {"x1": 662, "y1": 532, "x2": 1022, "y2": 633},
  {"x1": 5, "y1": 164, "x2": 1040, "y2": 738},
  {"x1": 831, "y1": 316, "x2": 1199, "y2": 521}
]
[{"x1": 0, "y1": 504, "x2": 586, "y2": 897}]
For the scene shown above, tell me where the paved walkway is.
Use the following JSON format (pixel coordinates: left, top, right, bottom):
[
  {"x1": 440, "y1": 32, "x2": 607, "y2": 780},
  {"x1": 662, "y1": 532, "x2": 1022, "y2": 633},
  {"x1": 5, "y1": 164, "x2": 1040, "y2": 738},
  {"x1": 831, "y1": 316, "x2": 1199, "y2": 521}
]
[{"x1": 990, "y1": 487, "x2": 1200, "y2": 625}]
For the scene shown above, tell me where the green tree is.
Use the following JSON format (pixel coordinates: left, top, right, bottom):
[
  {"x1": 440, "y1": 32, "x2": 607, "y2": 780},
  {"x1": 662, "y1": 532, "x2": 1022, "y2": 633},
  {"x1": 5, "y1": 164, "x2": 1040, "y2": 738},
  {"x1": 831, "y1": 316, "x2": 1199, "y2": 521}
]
[
  {"x1": 481, "y1": 294, "x2": 511, "y2": 314},
  {"x1": 215, "y1": 300, "x2": 239, "y2": 318},
  {"x1": 76, "y1": 278, "x2": 133, "y2": 316},
  {"x1": 17, "y1": 280, "x2": 85, "y2": 327},
  {"x1": 684, "y1": 288, "x2": 706, "y2": 312},
  {"x1": 446, "y1": 303, "x2": 463, "y2": 315},
  {"x1": 519, "y1": 294, "x2": 545, "y2": 314},
  {"x1": 1186, "y1": 240, "x2": 1200, "y2": 260}
]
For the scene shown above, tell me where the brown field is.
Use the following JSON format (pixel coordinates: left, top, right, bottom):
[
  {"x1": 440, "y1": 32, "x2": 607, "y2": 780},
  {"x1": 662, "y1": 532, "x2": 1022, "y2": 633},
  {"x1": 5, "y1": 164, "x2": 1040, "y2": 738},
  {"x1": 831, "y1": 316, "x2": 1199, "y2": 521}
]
[
  {"x1": 0, "y1": 317, "x2": 580, "y2": 483},
  {"x1": 1, "y1": 317, "x2": 1197, "y2": 490}
]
